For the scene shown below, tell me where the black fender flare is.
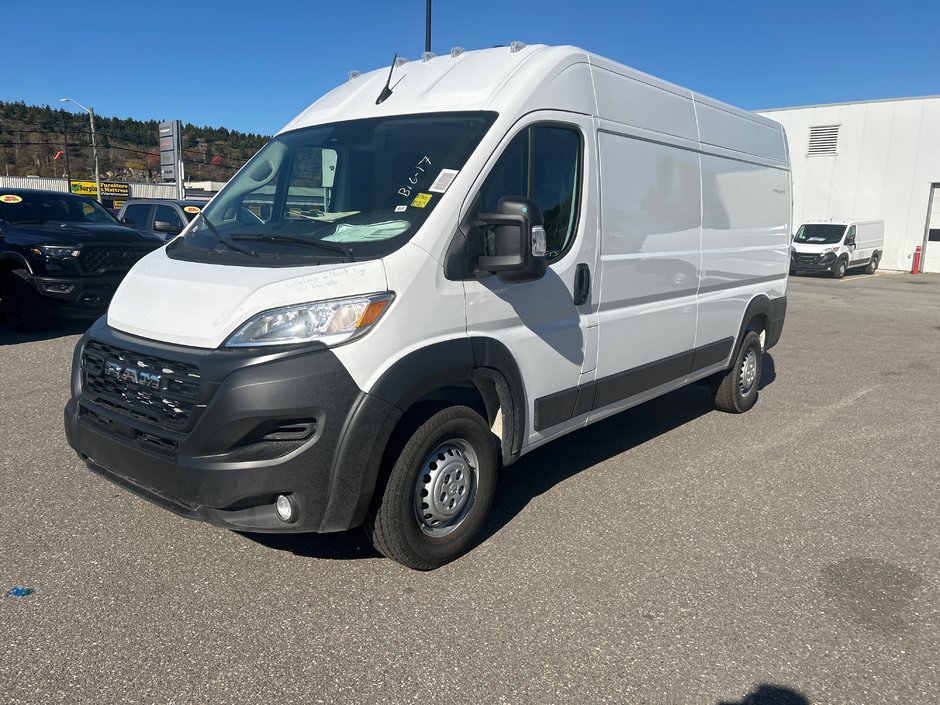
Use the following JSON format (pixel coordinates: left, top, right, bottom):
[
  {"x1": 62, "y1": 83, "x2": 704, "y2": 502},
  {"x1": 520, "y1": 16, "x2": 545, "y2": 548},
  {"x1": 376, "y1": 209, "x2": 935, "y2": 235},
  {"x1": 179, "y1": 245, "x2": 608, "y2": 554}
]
[
  {"x1": 0, "y1": 252, "x2": 34, "y2": 275},
  {"x1": 367, "y1": 336, "x2": 526, "y2": 464},
  {"x1": 733, "y1": 294, "x2": 773, "y2": 360},
  {"x1": 323, "y1": 337, "x2": 527, "y2": 531}
]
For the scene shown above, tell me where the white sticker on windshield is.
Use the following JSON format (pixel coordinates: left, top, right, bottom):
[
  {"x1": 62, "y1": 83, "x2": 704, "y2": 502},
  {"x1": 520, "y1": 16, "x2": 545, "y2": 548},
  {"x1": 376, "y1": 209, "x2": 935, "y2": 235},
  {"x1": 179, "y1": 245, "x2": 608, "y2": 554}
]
[
  {"x1": 428, "y1": 169, "x2": 459, "y2": 193},
  {"x1": 395, "y1": 205, "x2": 408, "y2": 213}
]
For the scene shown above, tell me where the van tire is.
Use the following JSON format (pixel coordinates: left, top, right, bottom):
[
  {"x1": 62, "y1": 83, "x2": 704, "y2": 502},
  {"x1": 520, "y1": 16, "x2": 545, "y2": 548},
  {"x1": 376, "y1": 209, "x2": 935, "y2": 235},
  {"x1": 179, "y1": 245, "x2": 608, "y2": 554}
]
[
  {"x1": 832, "y1": 258, "x2": 847, "y2": 279},
  {"x1": 866, "y1": 254, "x2": 879, "y2": 274},
  {"x1": 1, "y1": 271, "x2": 47, "y2": 332},
  {"x1": 366, "y1": 405, "x2": 498, "y2": 570},
  {"x1": 711, "y1": 330, "x2": 762, "y2": 414}
]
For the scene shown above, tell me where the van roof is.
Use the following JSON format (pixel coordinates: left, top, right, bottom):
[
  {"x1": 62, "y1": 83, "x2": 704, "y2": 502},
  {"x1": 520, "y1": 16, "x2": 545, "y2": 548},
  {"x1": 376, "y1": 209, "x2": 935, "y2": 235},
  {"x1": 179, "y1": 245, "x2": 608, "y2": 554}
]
[{"x1": 280, "y1": 44, "x2": 787, "y2": 167}]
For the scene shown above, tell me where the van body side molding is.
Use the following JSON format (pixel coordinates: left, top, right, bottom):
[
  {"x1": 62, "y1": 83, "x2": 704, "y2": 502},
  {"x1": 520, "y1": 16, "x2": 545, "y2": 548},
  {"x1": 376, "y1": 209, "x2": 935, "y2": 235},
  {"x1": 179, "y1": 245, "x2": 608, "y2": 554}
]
[{"x1": 534, "y1": 337, "x2": 734, "y2": 432}]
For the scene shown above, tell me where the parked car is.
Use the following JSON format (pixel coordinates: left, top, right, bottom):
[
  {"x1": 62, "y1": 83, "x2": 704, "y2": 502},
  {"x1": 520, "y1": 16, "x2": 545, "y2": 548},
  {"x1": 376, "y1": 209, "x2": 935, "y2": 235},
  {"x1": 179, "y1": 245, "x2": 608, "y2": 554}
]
[
  {"x1": 65, "y1": 44, "x2": 790, "y2": 570},
  {"x1": 118, "y1": 199, "x2": 207, "y2": 240},
  {"x1": 790, "y1": 220, "x2": 885, "y2": 278},
  {"x1": 0, "y1": 189, "x2": 161, "y2": 330}
]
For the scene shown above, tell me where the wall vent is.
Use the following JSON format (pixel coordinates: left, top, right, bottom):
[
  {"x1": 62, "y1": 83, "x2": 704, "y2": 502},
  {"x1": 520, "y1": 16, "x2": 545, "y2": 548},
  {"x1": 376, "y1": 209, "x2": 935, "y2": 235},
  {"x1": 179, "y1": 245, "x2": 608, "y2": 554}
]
[{"x1": 808, "y1": 125, "x2": 839, "y2": 155}]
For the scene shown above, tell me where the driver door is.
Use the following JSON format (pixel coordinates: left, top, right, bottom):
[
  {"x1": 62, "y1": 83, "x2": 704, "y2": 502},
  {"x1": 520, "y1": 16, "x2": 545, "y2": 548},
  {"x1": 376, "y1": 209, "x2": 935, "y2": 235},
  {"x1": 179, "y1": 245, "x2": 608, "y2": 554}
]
[{"x1": 463, "y1": 112, "x2": 599, "y2": 447}]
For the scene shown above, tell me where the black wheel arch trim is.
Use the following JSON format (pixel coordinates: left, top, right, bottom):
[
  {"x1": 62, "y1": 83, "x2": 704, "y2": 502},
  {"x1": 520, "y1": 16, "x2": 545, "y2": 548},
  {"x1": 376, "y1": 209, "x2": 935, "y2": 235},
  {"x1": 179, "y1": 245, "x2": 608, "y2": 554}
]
[
  {"x1": 367, "y1": 336, "x2": 526, "y2": 462},
  {"x1": 329, "y1": 336, "x2": 527, "y2": 531},
  {"x1": 0, "y1": 252, "x2": 34, "y2": 275}
]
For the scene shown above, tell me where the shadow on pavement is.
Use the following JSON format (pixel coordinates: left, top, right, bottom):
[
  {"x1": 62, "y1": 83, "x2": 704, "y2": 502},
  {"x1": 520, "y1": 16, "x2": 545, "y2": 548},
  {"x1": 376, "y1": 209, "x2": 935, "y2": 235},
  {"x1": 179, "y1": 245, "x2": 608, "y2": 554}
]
[
  {"x1": 245, "y1": 529, "x2": 380, "y2": 561},
  {"x1": 480, "y1": 382, "x2": 714, "y2": 543},
  {"x1": 247, "y1": 352, "x2": 778, "y2": 562},
  {"x1": 718, "y1": 683, "x2": 810, "y2": 705},
  {"x1": 0, "y1": 316, "x2": 92, "y2": 346}
]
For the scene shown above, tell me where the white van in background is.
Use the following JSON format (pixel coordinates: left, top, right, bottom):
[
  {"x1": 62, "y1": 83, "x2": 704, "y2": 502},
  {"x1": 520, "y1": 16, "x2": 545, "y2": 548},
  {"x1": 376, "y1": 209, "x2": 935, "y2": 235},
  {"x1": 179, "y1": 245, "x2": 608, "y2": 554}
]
[
  {"x1": 790, "y1": 220, "x2": 884, "y2": 278},
  {"x1": 64, "y1": 44, "x2": 790, "y2": 570}
]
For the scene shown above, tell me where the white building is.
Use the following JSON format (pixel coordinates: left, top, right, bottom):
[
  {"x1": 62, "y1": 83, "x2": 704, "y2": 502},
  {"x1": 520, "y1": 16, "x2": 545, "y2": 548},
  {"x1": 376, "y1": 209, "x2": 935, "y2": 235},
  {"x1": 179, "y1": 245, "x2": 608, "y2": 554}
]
[{"x1": 758, "y1": 96, "x2": 940, "y2": 272}]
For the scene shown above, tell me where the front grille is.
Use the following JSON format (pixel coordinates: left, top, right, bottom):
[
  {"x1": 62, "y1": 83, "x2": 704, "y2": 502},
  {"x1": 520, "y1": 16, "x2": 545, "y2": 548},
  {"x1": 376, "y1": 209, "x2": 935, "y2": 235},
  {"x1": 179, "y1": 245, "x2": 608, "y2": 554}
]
[
  {"x1": 79, "y1": 245, "x2": 154, "y2": 274},
  {"x1": 794, "y1": 253, "x2": 819, "y2": 265},
  {"x1": 81, "y1": 340, "x2": 201, "y2": 430}
]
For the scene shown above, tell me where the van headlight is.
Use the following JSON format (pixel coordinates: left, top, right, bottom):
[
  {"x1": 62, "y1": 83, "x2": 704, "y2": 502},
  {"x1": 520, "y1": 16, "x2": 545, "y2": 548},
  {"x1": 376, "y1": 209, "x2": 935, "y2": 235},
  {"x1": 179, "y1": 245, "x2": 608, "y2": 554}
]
[{"x1": 224, "y1": 292, "x2": 394, "y2": 348}]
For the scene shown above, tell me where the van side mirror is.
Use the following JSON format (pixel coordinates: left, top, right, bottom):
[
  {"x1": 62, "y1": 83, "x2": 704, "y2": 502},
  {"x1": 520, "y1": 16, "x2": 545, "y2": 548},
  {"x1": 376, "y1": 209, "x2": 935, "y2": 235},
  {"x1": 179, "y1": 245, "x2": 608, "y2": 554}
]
[
  {"x1": 846, "y1": 235, "x2": 856, "y2": 246},
  {"x1": 474, "y1": 196, "x2": 548, "y2": 283}
]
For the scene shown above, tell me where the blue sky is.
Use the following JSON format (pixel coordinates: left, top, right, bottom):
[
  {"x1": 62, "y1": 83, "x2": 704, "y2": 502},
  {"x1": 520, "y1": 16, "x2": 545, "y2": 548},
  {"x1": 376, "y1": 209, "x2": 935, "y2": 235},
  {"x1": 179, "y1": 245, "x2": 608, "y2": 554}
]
[{"x1": 3, "y1": 0, "x2": 937, "y2": 136}]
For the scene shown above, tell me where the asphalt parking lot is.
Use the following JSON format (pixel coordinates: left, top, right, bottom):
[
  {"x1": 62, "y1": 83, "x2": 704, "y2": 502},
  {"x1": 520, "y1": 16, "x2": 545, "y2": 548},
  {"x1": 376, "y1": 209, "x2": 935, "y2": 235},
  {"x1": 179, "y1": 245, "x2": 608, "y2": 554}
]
[{"x1": 1, "y1": 272, "x2": 938, "y2": 705}]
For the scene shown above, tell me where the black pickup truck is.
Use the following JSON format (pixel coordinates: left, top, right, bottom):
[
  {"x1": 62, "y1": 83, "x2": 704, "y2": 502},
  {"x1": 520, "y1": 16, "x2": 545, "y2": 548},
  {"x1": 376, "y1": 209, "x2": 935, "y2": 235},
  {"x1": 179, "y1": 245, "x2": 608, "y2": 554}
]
[{"x1": 0, "y1": 188, "x2": 161, "y2": 330}]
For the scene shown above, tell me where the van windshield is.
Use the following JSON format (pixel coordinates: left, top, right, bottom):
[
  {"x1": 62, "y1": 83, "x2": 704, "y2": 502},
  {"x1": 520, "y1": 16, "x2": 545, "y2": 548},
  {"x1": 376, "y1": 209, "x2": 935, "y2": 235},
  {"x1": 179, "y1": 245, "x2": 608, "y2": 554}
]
[
  {"x1": 167, "y1": 112, "x2": 496, "y2": 266},
  {"x1": 793, "y1": 224, "x2": 846, "y2": 244}
]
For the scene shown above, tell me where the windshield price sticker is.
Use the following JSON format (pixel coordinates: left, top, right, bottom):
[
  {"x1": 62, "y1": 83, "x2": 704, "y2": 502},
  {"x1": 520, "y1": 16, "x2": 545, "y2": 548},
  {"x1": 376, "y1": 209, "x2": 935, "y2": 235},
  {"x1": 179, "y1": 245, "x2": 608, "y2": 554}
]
[
  {"x1": 0, "y1": 194, "x2": 23, "y2": 203},
  {"x1": 428, "y1": 169, "x2": 459, "y2": 193},
  {"x1": 411, "y1": 193, "x2": 432, "y2": 208},
  {"x1": 183, "y1": 206, "x2": 202, "y2": 213}
]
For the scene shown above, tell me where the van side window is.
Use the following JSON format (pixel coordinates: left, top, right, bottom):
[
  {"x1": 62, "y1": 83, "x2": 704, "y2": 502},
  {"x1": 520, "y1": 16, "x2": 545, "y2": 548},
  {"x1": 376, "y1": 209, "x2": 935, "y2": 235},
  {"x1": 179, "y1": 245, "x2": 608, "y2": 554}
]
[
  {"x1": 477, "y1": 125, "x2": 582, "y2": 262},
  {"x1": 846, "y1": 225, "x2": 856, "y2": 242}
]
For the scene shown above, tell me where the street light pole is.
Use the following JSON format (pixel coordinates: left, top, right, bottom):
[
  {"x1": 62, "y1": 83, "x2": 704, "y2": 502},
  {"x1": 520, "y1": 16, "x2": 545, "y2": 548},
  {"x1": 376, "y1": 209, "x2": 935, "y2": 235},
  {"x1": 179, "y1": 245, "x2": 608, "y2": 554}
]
[
  {"x1": 60, "y1": 111, "x2": 71, "y2": 181},
  {"x1": 59, "y1": 97, "x2": 101, "y2": 202}
]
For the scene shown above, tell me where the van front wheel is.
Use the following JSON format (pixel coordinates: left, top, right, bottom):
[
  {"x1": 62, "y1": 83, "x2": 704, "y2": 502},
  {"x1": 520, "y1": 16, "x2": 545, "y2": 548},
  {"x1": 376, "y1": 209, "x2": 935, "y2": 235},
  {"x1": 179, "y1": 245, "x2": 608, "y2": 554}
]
[
  {"x1": 832, "y1": 258, "x2": 847, "y2": 279},
  {"x1": 367, "y1": 406, "x2": 498, "y2": 570},
  {"x1": 711, "y1": 330, "x2": 762, "y2": 413}
]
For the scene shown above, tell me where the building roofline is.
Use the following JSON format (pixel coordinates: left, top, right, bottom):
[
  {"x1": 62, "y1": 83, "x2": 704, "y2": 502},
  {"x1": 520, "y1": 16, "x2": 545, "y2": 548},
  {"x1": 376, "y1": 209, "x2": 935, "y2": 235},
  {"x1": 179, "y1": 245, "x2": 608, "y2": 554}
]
[{"x1": 757, "y1": 94, "x2": 940, "y2": 113}]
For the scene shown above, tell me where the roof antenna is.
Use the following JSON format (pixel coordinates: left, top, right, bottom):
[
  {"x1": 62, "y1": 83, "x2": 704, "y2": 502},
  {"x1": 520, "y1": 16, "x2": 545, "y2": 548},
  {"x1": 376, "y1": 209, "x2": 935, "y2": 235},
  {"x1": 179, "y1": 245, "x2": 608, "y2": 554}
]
[{"x1": 375, "y1": 54, "x2": 397, "y2": 105}]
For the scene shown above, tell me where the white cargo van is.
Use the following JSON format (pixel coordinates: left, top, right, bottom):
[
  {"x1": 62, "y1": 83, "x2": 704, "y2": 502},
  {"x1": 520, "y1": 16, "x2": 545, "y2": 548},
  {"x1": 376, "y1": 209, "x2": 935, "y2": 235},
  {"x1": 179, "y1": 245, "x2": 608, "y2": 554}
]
[
  {"x1": 64, "y1": 44, "x2": 790, "y2": 569},
  {"x1": 790, "y1": 220, "x2": 884, "y2": 278}
]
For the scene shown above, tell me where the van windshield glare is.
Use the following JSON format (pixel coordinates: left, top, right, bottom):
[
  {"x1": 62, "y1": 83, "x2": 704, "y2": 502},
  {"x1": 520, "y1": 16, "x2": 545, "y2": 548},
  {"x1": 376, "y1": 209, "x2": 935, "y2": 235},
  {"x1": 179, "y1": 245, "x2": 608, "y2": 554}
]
[
  {"x1": 793, "y1": 224, "x2": 846, "y2": 244},
  {"x1": 167, "y1": 112, "x2": 496, "y2": 266}
]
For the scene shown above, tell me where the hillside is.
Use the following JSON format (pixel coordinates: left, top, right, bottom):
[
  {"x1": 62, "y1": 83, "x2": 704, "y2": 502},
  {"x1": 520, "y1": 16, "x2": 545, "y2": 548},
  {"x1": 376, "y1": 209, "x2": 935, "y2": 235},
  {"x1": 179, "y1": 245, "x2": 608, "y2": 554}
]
[{"x1": 0, "y1": 101, "x2": 269, "y2": 183}]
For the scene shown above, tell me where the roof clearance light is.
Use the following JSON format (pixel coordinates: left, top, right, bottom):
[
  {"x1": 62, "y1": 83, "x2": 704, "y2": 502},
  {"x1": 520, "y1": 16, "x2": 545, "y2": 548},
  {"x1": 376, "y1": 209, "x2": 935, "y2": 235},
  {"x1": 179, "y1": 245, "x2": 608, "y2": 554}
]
[
  {"x1": 510, "y1": 41, "x2": 527, "y2": 53},
  {"x1": 348, "y1": 70, "x2": 363, "y2": 81},
  {"x1": 394, "y1": 56, "x2": 409, "y2": 67},
  {"x1": 422, "y1": 51, "x2": 435, "y2": 63},
  {"x1": 450, "y1": 47, "x2": 466, "y2": 58}
]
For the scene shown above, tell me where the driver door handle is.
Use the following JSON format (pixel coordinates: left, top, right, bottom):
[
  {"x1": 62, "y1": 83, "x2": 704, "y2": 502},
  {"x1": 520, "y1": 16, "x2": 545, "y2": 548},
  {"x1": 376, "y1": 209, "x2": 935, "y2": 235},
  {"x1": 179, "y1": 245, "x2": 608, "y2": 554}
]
[{"x1": 574, "y1": 263, "x2": 591, "y2": 306}]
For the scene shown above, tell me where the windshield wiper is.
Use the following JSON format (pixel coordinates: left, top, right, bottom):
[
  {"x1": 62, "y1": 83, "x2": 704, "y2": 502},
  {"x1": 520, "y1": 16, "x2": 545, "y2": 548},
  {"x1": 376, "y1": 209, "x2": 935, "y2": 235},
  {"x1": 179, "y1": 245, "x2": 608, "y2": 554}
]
[
  {"x1": 195, "y1": 212, "x2": 257, "y2": 257},
  {"x1": 230, "y1": 234, "x2": 354, "y2": 261}
]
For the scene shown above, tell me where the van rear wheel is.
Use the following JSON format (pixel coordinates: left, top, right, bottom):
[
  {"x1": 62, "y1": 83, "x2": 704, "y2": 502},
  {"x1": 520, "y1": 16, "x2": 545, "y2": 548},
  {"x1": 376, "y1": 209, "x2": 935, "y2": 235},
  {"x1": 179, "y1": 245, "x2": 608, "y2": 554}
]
[
  {"x1": 866, "y1": 254, "x2": 879, "y2": 274},
  {"x1": 711, "y1": 330, "x2": 762, "y2": 413},
  {"x1": 366, "y1": 406, "x2": 498, "y2": 570}
]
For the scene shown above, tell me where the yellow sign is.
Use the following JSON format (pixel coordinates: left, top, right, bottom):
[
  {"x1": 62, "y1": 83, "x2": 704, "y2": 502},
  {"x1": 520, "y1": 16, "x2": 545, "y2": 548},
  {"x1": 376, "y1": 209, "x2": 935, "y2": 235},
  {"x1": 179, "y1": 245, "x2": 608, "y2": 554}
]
[
  {"x1": 0, "y1": 194, "x2": 23, "y2": 203},
  {"x1": 69, "y1": 181, "x2": 130, "y2": 198},
  {"x1": 183, "y1": 205, "x2": 201, "y2": 214},
  {"x1": 70, "y1": 181, "x2": 98, "y2": 196},
  {"x1": 411, "y1": 193, "x2": 432, "y2": 208}
]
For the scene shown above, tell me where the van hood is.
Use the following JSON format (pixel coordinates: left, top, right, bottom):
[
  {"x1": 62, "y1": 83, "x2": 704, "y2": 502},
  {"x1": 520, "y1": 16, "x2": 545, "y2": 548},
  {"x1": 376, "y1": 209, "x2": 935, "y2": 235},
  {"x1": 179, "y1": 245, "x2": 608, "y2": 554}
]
[{"x1": 108, "y1": 249, "x2": 388, "y2": 348}]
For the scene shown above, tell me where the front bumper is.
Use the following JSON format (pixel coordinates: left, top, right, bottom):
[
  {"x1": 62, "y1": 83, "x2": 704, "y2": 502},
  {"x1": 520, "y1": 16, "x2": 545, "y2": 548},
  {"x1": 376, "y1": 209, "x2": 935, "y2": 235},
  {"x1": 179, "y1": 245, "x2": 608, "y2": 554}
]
[
  {"x1": 790, "y1": 254, "x2": 837, "y2": 273},
  {"x1": 64, "y1": 320, "x2": 401, "y2": 533},
  {"x1": 28, "y1": 273, "x2": 125, "y2": 309}
]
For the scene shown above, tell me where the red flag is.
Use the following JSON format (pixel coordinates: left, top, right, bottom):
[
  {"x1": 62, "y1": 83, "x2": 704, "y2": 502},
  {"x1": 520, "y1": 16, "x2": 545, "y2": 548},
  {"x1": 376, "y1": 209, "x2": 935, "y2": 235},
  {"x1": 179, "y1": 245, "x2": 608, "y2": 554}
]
[{"x1": 53, "y1": 150, "x2": 64, "y2": 161}]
